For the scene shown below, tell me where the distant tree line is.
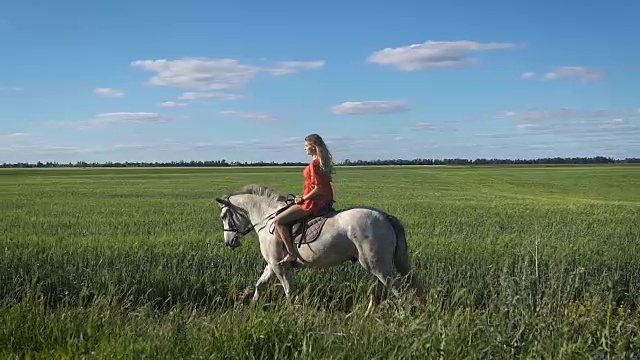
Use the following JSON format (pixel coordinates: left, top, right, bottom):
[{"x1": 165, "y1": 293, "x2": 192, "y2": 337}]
[{"x1": 1, "y1": 156, "x2": 639, "y2": 168}]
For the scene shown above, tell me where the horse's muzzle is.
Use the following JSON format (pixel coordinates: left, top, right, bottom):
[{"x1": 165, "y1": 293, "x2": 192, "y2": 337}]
[{"x1": 226, "y1": 236, "x2": 240, "y2": 248}]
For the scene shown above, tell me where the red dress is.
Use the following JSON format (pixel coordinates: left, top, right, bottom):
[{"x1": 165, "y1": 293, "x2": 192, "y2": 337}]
[{"x1": 300, "y1": 158, "x2": 333, "y2": 214}]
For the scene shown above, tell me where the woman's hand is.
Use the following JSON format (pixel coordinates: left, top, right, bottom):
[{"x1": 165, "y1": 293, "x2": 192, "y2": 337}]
[{"x1": 294, "y1": 195, "x2": 304, "y2": 204}]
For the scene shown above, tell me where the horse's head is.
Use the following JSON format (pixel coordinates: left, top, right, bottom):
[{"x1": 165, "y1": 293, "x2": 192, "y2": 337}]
[
  {"x1": 215, "y1": 196, "x2": 252, "y2": 249},
  {"x1": 215, "y1": 184, "x2": 288, "y2": 249}
]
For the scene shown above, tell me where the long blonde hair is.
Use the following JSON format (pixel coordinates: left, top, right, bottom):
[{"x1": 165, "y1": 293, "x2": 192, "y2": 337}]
[{"x1": 305, "y1": 133, "x2": 335, "y2": 181}]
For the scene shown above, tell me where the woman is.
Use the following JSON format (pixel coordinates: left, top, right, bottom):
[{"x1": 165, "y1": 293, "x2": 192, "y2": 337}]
[{"x1": 274, "y1": 133, "x2": 335, "y2": 264}]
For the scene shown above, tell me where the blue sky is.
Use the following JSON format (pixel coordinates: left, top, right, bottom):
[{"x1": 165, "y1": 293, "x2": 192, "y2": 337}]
[{"x1": 1, "y1": 0, "x2": 639, "y2": 163}]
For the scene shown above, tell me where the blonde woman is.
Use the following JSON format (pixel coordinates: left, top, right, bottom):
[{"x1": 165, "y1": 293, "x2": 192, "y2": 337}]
[{"x1": 274, "y1": 133, "x2": 335, "y2": 264}]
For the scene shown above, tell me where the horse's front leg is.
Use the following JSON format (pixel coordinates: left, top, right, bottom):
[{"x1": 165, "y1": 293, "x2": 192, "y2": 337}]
[
  {"x1": 252, "y1": 264, "x2": 275, "y2": 302},
  {"x1": 273, "y1": 264, "x2": 297, "y2": 302}
]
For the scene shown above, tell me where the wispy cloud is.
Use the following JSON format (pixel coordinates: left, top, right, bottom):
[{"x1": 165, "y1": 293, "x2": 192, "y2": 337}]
[
  {"x1": 159, "y1": 101, "x2": 188, "y2": 107},
  {"x1": 131, "y1": 58, "x2": 258, "y2": 90},
  {"x1": 484, "y1": 107, "x2": 640, "y2": 145},
  {"x1": 131, "y1": 57, "x2": 325, "y2": 90},
  {"x1": 158, "y1": 92, "x2": 244, "y2": 108},
  {"x1": 330, "y1": 100, "x2": 410, "y2": 115},
  {"x1": 268, "y1": 60, "x2": 325, "y2": 75},
  {"x1": 368, "y1": 40, "x2": 520, "y2": 71},
  {"x1": 543, "y1": 66, "x2": 603, "y2": 83},
  {"x1": 0, "y1": 86, "x2": 23, "y2": 91},
  {"x1": 45, "y1": 112, "x2": 177, "y2": 128},
  {"x1": 520, "y1": 72, "x2": 535, "y2": 80},
  {"x1": 517, "y1": 123, "x2": 554, "y2": 130},
  {"x1": 494, "y1": 108, "x2": 637, "y2": 123},
  {"x1": 4, "y1": 128, "x2": 636, "y2": 164},
  {"x1": 0, "y1": 133, "x2": 31, "y2": 149},
  {"x1": 110, "y1": 136, "x2": 304, "y2": 153},
  {"x1": 276, "y1": 61, "x2": 325, "y2": 69},
  {"x1": 93, "y1": 87, "x2": 125, "y2": 97},
  {"x1": 0, "y1": 133, "x2": 86, "y2": 155},
  {"x1": 408, "y1": 122, "x2": 437, "y2": 131},
  {"x1": 177, "y1": 92, "x2": 243, "y2": 101},
  {"x1": 220, "y1": 110, "x2": 282, "y2": 124},
  {"x1": 2, "y1": 132, "x2": 30, "y2": 137}
]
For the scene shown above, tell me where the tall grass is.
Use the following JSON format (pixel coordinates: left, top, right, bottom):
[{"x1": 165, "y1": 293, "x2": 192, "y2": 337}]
[{"x1": 1, "y1": 165, "x2": 639, "y2": 358}]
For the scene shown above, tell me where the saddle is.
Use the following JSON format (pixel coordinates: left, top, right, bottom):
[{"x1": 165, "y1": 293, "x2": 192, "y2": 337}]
[{"x1": 271, "y1": 200, "x2": 337, "y2": 247}]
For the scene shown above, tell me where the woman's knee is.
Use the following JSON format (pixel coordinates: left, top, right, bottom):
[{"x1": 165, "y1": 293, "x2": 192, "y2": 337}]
[{"x1": 274, "y1": 214, "x2": 290, "y2": 227}]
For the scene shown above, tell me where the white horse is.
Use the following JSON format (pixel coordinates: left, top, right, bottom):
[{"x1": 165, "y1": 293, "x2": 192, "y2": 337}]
[{"x1": 215, "y1": 184, "x2": 424, "y2": 315}]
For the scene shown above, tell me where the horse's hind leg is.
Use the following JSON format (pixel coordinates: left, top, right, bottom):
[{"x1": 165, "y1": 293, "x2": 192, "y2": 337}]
[
  {"x1": 360, "y1": 257, "x2": 404, "y2": 309},
  {"x1": 365, "y1": 278, "x2": 384, "y2": 317},
  {"x1": 393, "y1": 256, "x2": 424, "y2": 298}
]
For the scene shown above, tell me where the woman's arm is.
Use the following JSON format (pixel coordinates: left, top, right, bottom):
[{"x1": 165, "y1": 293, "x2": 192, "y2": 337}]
[{"x1": 302, "y1": 185, "x2": 322, "y2": 201}]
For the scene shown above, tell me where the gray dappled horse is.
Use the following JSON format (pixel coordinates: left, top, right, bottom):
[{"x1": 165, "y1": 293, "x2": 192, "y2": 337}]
[{"x1": 215, "y1": 184, "x2": 424, "y2": 315}]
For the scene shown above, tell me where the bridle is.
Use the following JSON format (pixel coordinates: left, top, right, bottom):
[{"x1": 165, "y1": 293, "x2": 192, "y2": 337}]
[{"x1": 215, "y1": 194, "x2": 296, "y2": 245}]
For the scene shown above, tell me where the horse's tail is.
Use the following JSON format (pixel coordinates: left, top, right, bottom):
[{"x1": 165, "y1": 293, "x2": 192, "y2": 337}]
[
  {"x1": 385, "y1": 213, "x2": 411, "y2": 275},
  {"x1": 385, "y1": 212, "x2": 424, "y2": 296}
]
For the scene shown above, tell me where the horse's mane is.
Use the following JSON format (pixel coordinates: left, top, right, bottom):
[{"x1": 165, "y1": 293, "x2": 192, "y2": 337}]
[{"x1": 227, "y1": 184, "x2": 287, "y2": 203}]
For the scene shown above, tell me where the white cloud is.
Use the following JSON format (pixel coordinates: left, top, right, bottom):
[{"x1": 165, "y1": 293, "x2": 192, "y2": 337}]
[
  {"x1": 539, "y1": 121, "x2": 637, "y2": 136},
  {"x1": 93, "y1": 87, "x2": 124, "y2": 97},
  {"x1": 178, "y1": 92, "x2": 243, "y2": 100},
  {"x1": 131, "y1": 58, "x2": 259, "y2": 90},
  {"x1": 3, "y1": 128, "x2": 636, "y2": 164},
  {"x1": 131, "y1": 57, "x2": 326, "y2": 90},
  {"x1": 473, "y1": 109, "x2": 637, "y2": 150},
  {"x1": 0, "y1": 133, "x2": 86, "y2": 155},
  {"x1": 220, "y1": 110, "x2": 281, "y2": 124},
  {"x1": 90, "y1": 112, "x2": 172, "y2": 125},
  {"x1": 2, "y1": 144, "x2": 80, "y2": 152},
  {"x1": 0, "y1": 133, "x2": 31, "y2": 147},
  {"x1": 330, "y1": 100, "x2": 410, "y2": 115},
  {"x1": 36, "y1": 146, "x2": 81, "y2": 152},
  {"x1": 521, "y1": 72, "x2": 535, "y2": 80},
  {"x1": 367, "y1": 40, "x2": 519, "y2": 71},
  {"x1": 517, "y1": 123, "x2": 554, "y2": 131},
  {"x1": 46, "y1": 112, "x2": 176, "y2": 128},
  {"x1": 112, "y1": 143, "x2": 155, "y2": 150},
  {"x1": 159, "y1": 101, "x2": 188, "y2": 107},
  {"x1": 494, "y1": 108, "x2": 636, "y2": 123},
  {"x1": 409, "y1": 122, "x2": 437, "y2": 131},
  {"x1": 605, "y1": 118, "x2": 626, "y2": 124},
  {"x1": 0, "y1": 86, "x2": 23, "y2": 91},
  {"x1": 269, "y1": 68, "x2": 296, "y2": 76},
  {"x1": 269, "y1": 60, "x2": 325, "y2": 75},
  {"x1": 109, "y1": 136, "x2": 303, "y2": 153},
  {"x1": 276, "y1": 61, "x2": 325, "y2": 69},
  {"x1": 543, "y1": 66, "x2": 603, "y2": 83},
  {"x1": 489, "y1": 107, "x2": 640, "y2": 142}
]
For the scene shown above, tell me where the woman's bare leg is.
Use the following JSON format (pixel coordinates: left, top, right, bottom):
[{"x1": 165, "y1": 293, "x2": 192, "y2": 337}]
[{"x1": 274, "y1": 205, "x2": 311, "y2": 264}]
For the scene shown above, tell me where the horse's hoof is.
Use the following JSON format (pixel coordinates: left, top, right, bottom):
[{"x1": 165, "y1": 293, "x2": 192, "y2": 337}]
[
  {"x1": 236, "y1": 287, "x2": 255, "y2": 304},
  {"x1": 345, "y1": 310, "x2": 362, "y2": 319}
]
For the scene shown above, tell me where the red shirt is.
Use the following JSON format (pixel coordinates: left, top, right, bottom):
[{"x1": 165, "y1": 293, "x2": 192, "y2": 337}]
[{"x1": 300, "y1": 158, "x2": 333, "y2": 213}]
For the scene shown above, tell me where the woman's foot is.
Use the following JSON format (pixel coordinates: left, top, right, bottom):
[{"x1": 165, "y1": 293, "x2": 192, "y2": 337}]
[{"x1": 277, "y1": 253, "x2": 297, "y2": 265}]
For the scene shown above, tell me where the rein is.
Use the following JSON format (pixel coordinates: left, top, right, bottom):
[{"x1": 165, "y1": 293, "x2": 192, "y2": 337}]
[{"x1": 216, "y1": 194, "x2": 296, "y2": 238}]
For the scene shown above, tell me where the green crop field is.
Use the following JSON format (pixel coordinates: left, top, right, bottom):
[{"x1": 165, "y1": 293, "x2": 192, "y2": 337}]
[{"x1": 1, "y1": 164, "x2": 640, "y2": 358}]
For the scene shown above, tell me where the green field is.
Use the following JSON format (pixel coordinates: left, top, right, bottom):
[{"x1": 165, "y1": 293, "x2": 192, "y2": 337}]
[{"x1": 1, "y1": 165, "x2": 640, "y2": 358}]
